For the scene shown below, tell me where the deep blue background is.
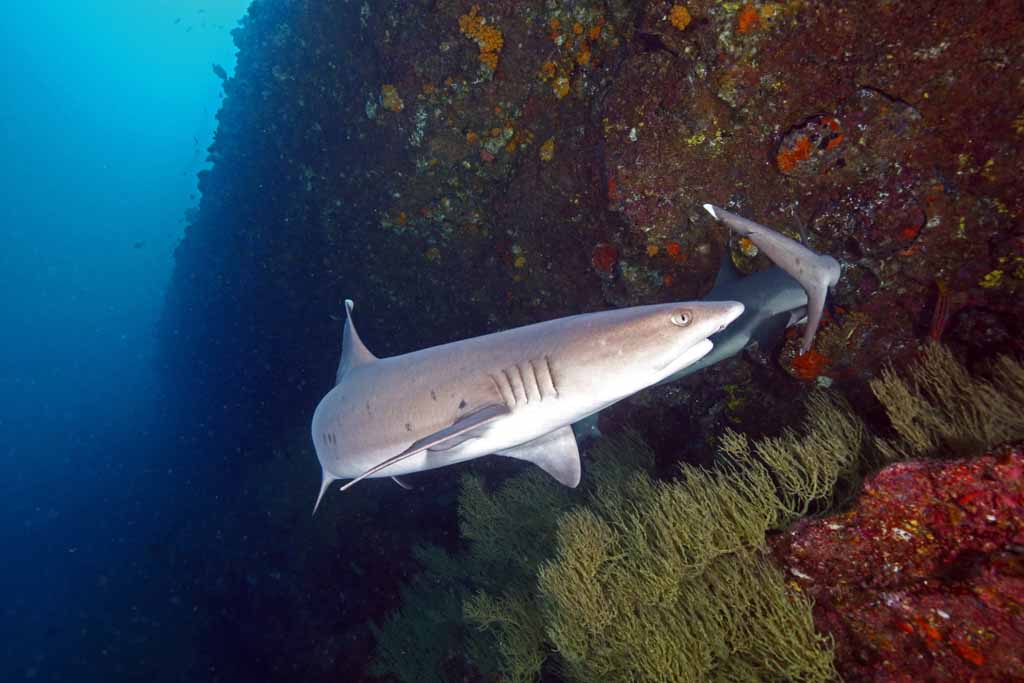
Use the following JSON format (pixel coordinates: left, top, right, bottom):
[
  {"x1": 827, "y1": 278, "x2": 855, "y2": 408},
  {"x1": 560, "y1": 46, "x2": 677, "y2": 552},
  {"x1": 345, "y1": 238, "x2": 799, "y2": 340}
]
[{"x1": 1, "y1": 3, "x2": 250, "y2": 680}]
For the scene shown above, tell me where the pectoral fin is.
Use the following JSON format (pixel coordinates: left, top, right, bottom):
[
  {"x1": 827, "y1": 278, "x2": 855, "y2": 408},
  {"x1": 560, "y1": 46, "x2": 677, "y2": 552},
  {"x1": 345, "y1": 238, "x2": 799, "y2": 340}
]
[
  {"x1": 703, "y1": 204, "x2": 840, "y2": 355},
  {"x1": 392, "y1": 476, "x2": 414, "y2": 490},
  {"x1": 497, "y1": 426, "x2": 582, "y2": 488},
  {"x1": 800, "y1": 285, "x2": 827, "y2": 355},
  {"x1": 338, "y1": 403, "x2": 510, "y2": 492}
]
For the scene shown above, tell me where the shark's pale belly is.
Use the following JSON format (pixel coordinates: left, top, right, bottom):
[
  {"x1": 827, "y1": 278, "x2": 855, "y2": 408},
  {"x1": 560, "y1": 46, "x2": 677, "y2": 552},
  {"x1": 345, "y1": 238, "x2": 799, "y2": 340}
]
[
  {"x1": 374, "y1": 400, "x2": 590, "y2": 478},
  {"x1": 317, "y1": 338, "x2": 600, "y2": 478},
  {"x1": 313, "y1": 298, "x2": 736, "y2": 490}
]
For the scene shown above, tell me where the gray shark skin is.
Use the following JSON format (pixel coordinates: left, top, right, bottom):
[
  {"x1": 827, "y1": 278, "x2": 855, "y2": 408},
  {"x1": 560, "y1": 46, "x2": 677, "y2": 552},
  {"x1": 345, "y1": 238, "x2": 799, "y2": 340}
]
[
  {"x1": 573, "y1": 259, "x2": 820, "y2": 436},
  {"x1": 574, "y1": 264, "x2": 804, "y2": 436},
  {"x1": 658, "y1": 258, "x2": 808, "y2": 384},
  {"x1": 703, "y1": 204, "x2": 840, "y2": 354},
  {"x1": 311, "y1": 299, "x2": 744, "y2": 511},
  {"x1": 657, "y1": 205, "x2": 841, "y2": 385}
]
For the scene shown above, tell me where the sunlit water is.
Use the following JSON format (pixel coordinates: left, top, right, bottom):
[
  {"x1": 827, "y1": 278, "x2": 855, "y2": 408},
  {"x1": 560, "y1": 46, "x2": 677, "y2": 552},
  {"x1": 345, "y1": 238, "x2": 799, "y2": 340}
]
[{"x1": 1, "y1": 3, "x2": 249, "y2": 680}]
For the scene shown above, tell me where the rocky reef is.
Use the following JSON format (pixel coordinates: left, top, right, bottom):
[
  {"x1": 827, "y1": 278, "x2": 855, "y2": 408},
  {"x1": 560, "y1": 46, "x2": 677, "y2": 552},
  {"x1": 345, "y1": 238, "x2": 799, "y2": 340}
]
[
  {"x1": 156, "y1": 0, "x2": 1024, "y2": 680},
  {"x1": 772, "y1": 445, "x2": 1024, "y2": 682},
  {"x1": 160, "y1": 0, "x2": 1024, "y2": 461},
  {"x1": 372, "y1": 347, "x2": 1024, "y2": 682},
  {"x1": 770, "y1": 344, "x2": 1024, "y2": 682}
]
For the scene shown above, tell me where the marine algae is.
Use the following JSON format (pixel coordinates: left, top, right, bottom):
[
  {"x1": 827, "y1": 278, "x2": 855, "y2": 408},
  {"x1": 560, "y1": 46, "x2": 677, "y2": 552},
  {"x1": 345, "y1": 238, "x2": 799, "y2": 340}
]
[
  {"x1": 466, "y1": 412, "x2": 852, "y2": 682},
  {"x1": 369, "y1": 349, "x2": 1024, "y2": 683},
  {"x1": 537, "y1": 429, "x2": 842, "y2": 683},
  {"x1": 370, "y1": 544, "x2": 481, "y2": 683},
  {"x1": 870, "y1": 342, "x2": 1024, "y2": 460},
  {"x1": 463, "y1": 588, "x2": 547, "y2": 683},
  {"x1": 374, "y1": 473, "x2": 587, "y2": 682}
]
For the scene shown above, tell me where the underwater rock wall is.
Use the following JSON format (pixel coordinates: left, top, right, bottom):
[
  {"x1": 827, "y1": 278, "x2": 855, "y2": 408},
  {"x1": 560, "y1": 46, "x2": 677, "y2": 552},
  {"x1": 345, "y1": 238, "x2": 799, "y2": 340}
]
[
  {"x1": 160, "y1": 0, "x2": 1024, "y2": 464},
  {"x1": 152, "y1": 2, "x2": 1024, "y2": 680},
  {"x1": 771, "y1": 445, "x2": 1024, "y2": 682}
]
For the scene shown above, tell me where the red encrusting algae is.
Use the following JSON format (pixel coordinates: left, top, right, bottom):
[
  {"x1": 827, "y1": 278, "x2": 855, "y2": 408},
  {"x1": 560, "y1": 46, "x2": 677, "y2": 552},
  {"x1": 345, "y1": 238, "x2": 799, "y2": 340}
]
[
  {"x1": 607, "y1": 176, "x2": 621, "y2": 203},
  {"x1": 591, "y1": 243, "x2": 619, "y2": 276},
  {"x1": 776, "y1": 135, "x2": 812, "y2": 172},
  {"x1": 771, "y1": 445, "x2": 1024, "y2": 681},
  {"x1": 664, "y1": 241, "x2": 685, "y2": 263},
  {"x1": 789, "y1": 348, "x2": 829, "y2": 381},
  {"x1": 737, "y1": 3, "x2": 760, "y2": 34}
]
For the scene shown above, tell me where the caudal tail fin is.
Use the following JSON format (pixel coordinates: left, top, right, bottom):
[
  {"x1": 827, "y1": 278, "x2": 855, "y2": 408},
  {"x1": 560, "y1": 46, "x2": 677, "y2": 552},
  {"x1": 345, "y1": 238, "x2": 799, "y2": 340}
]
[{"x1": 312, "y1": 469, "x2": 337, "y2": 516}]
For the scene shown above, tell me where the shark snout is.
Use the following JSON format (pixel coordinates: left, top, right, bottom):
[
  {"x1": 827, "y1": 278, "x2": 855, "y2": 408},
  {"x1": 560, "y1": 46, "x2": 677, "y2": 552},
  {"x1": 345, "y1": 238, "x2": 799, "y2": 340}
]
[
  {"x1": 712, "y1": 301, "x2": 745, "y2": 333},
  {"x1": 652, "y1": 300, "x2": 744, "y2": 376}
]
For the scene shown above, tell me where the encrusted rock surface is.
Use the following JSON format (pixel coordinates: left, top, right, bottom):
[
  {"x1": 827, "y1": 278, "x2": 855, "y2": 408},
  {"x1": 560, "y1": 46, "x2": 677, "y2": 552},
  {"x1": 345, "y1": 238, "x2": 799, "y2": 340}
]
[
  {"x1": 156, "y1": 1, "x2": 1024, "y2": 680},
  {"x1": 162, "y1": 0, "x2": 1024, "y2": 457},
  {"x1": 771, "y1": 445, "x2": 1024, "y2": 682}
]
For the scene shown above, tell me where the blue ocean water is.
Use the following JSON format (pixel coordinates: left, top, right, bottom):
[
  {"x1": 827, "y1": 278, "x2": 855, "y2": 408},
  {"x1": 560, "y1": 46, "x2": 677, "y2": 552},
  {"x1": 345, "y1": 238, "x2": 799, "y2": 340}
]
[
  {"x1": 0, "y1": 3, "x2": 249, "y2": 680},
  {"x1": 9, "y1": 2, "x2": 1017, "y2": 681}
]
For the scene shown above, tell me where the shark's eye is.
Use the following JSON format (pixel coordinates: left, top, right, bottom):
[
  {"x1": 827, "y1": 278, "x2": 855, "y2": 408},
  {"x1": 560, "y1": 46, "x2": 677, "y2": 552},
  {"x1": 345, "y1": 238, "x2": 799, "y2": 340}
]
[{"x1": 670, "y1": 310, "x2": 692, "y2": 327}]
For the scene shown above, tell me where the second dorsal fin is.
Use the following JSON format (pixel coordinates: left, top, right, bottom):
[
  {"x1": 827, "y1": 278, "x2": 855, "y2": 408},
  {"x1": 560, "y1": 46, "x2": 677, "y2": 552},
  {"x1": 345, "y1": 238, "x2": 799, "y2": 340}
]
[{"x1": 336, "y1": 299, "x2": 377, "y2": 385}]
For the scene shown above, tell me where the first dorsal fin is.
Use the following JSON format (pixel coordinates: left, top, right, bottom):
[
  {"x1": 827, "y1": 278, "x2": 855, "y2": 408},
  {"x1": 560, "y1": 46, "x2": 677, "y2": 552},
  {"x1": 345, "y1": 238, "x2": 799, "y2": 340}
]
[
  {"x1": 336, "y1": 299, "x2": 377, "y2": 385},
  {"x1": 708, "y1": 247, "x2": 743, "y2": 298}
]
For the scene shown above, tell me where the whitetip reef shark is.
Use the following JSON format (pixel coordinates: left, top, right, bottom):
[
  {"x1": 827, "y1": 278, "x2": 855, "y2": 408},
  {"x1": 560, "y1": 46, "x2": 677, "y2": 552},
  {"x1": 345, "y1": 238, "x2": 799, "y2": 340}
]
[
  {"x1": 311, "y1": 298, "x2": 744, "y2": 512},
  {"x1": 702, "y1": 204, "x2": 841, "y2": 355},
  {"x1": 658, "y1": 203, "x2": 842, "y2": 383},
  {"x1": 572, "y1": 205, "x2": 842, "y2": 442},
  {"x1": 311, "y1": 204, "x2": 842, "y2": 510}
]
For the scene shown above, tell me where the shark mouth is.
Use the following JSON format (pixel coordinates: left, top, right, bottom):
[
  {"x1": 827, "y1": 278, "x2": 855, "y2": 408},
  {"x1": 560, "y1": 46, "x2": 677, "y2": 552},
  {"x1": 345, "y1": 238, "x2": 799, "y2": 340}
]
[{"x1": 658, "y1": 338, "x2": 714, "y2": 377}]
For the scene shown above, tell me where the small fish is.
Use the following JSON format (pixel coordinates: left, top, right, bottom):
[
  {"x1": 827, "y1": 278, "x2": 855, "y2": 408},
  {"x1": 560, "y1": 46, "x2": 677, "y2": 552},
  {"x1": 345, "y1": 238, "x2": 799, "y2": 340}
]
[{"x1": 133, "y1": 241, "x2": 145, "y2": 249}]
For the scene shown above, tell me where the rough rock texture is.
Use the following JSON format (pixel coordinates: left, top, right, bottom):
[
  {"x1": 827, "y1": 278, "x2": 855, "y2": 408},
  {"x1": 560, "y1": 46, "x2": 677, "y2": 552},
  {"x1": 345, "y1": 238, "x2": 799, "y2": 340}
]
[
  {"x1": 161, "y1": 0, "x2": 1024, "y2": 465},
  {"x1": 155, "y1": 1, "x2": 1024, "y2": 680},
  {"x1": 771, "y1": 445, "x2": 1024, "y2": 682}
]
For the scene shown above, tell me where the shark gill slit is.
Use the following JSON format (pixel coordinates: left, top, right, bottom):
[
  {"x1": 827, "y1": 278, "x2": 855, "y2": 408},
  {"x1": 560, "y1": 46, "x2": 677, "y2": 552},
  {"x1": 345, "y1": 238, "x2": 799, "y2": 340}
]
[
  {"x1": 503, "y1": 368, "x2": 524, "y2": 405},
  {"x1": 490, "y1": 356, "x2": 560, "y2": 410},
  {"x1": 489, "y1": 372, "x2": 516, "y2": 409},
  {"x1": 522, "y1": 360, "x2": 541, "y2": 402},
  {"x1": 542, "y1": 355, "x2": 560, "y2": 398},
  {"x1": 511, "y1": 364, "x2": 528, "y2": 404}
]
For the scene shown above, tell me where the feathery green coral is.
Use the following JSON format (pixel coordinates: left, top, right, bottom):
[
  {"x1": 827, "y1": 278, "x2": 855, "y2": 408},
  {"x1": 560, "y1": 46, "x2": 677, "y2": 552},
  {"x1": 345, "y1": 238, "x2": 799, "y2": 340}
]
[
  {"x1": 372, "y1": 468, "x2": 577, "y2": 683},
  {"x1": 718, "y1": 391, "x2": 864, "y2": 521},
  {"x1": 457, "y1": 469, "x2": 578, "y2": 681},
  {"x1": 459, "y1": 469, "x2": 577, "y2": 594},
  {"x1": 870, "y1": 342, "x2": 1024, "y2": 460},
  {"x1": 463, "y1": 588, "x2": 548, "y2": 683},
  {"x1": 538, "y1": 428, "x2": 841, "y2": 683},
  {"x1": 370, "y1": 544, "x2": 471, "y2": 683}
]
